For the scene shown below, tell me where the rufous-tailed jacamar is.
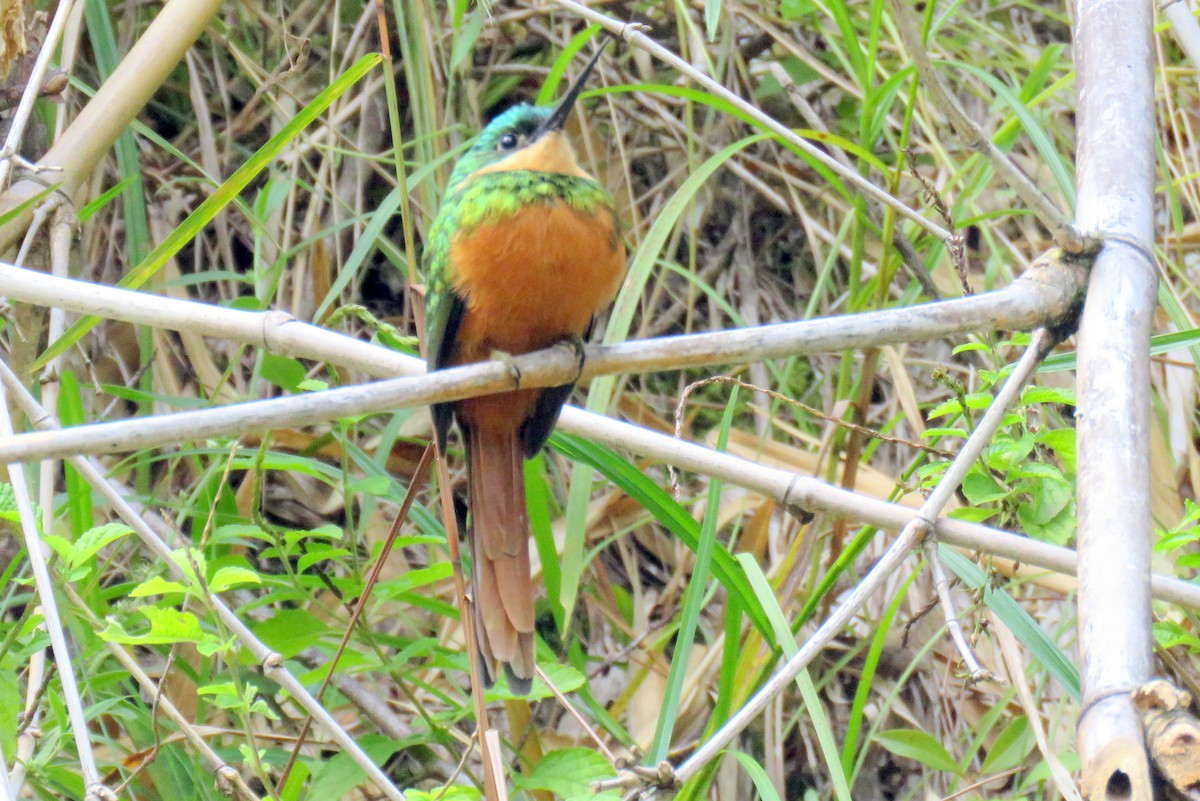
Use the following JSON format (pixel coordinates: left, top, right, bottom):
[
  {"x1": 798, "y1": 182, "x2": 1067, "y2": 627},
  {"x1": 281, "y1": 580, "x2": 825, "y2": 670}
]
[{"x1": 424, "y1": 43, "x2": 624, "y2": 693}]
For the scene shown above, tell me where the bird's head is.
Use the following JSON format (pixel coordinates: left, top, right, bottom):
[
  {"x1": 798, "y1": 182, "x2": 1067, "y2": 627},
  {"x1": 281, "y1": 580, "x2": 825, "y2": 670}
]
[{"x1": 448, "y1": 40, "x2": 609, "y2": 191}]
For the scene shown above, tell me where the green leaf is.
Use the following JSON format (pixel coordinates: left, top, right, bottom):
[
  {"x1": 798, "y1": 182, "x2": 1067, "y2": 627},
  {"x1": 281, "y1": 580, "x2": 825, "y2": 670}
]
[
  {"x1": 128, "y1": 576, "x2": 188, "y2": 597},
  {"x1": 780, "y1": 0, "x2": 815, "y2": 19},
  {"x1": 651, "y1": 386, "x2": 739, "y2": 764},
  {"x1": 551, "y1": 433, "x2": 773, "y2": 641},
  {"x1": 705, "y1": 0, "x2": 721, "y2": 40},
  {"x1": 307, "y1": 737, "x2": 403, "y2": 799},
  {"x1": 726, "y1": 751, "x2": 782, "y2": 801},
  {"x1": 253, "y1": 609, "x2": 330, "y2": 658},
  {"x1": 449, "y1": 4, "x2": 487, "y2": 71},
  {"x1": 208, "y1": 566, "x2": 262, "y2": 593},
  {"x1": 259, "y1": 353, "x2": 307, "y2": 392},
  {"x1": 535, "y1": 26, "x2": 603, "y2": 106},
  {"x1": 1035, "y1": 428, "x2": 1076, "y2": 473},
  {"x1": 403, "y1": 788, "x2": 482, "y2": 801},
  {"x1": 961, "y1": 471, "x2": 1009, "y2": 505},
  {"x1": 516, "y1": 748, "x2": 615, "y2": 798},
  {"x1": 1020, "y1": 386, "x2": 1076, "y2": 406},
  {"x1": 100, "y1": 607, "x2": 204, "y2": 644},
  {"x1": 68, "y1": 522, "x2": 134, "y2": 567},
  {"x1": 947, "y1": 506, "x2": 998, "y2": 524},
  {"x1": 875, "y1": 729, "x2": 961, "y2": 774},
  {"x1": 737, "y1": 555, "x2": 853, "y2": 801},
  {"x1": 980, "y1": 716, "x2": 1034, "y2": 773},
  {"x1": 486, "y1": 657, "x2": 587, "y2": 701}
]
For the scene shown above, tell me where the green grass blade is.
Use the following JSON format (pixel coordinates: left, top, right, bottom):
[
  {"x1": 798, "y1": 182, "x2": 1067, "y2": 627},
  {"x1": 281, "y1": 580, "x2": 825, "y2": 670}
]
[
  {"x1": 941, "y1": 61, "x2": 1075, "y2": 204},
  {"x1": 738, "y1": 554, "x2": 853, "y2": 801},
  {"x1": 535, "y1": 26, "x2": 603, "y2": 106},
  {"x1": 840, "y1": 568, "x2": 916, "y2": 779},
  {"x1": 550, "y1": 432, "x2": 772, "y2": 640},
  {"x1": 649, "y1": 386, "x2": 739, "y2": 763},
  {"x1": 726, "y1": 751, "x2": 783, "y2": 801},
  {"x1": 938, "y1": 546, "x2": 1080, "y2": 698},
  {"x1": 57, "y1": 370, "x2": 93, "y2": 538}
]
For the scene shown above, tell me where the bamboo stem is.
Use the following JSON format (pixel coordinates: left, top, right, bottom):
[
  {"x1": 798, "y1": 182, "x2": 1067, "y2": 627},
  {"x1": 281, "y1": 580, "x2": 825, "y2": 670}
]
[
  {"x1": 0, "y1": 361, "x2": 408, "y2": 801},
  {"x1": 0, "y1": 383, "x2": 103, "y2": 793},
  {"x1": 0, "y1": 0, "x2": 225, "y2": 249},
  {"x1": 670, "y1": 326, "x2": 1055, "y2": 786},
  {"x1": 0, "y1": 253, "x2": 1084, "y2": 464},
  {"x1": 1073, "y1": 0, "x2": 1157, "y2": 793}
]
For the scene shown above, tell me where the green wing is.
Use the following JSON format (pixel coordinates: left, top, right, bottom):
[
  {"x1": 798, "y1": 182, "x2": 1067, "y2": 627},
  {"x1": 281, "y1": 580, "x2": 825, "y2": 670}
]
[{"x1": 423, "y1": 195, "x2": 468, "y2": 451}]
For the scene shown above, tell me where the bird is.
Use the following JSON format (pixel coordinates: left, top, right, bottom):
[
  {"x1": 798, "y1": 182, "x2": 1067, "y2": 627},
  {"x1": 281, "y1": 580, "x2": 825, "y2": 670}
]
[{"x1": 423, "y1": 43, "x2": 625, "y2": 694}]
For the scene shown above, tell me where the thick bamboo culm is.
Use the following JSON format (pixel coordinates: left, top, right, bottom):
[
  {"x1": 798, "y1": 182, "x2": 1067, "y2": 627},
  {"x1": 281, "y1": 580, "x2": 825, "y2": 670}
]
[{"x1": 1072, "y1": 0, "x2": 1158, "y2": 795}]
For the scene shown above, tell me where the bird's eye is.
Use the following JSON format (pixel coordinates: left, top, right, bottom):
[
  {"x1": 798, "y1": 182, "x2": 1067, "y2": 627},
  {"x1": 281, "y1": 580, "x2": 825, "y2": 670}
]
[{"x1": 498, "y1": 133, "x2": 519, "y2": 151}]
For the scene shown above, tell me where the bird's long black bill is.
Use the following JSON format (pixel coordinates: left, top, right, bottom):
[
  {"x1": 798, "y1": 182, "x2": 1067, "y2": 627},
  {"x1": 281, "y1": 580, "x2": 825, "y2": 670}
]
[{"x1": 536, "y1": 37, "x2": 611, "y2": 136}]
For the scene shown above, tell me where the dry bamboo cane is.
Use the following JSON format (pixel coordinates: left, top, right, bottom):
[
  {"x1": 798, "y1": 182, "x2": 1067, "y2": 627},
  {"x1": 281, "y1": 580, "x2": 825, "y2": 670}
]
[
  {"x1": 5, "y1": 258, "x2": 1200, "y2": 612},
  {"x1": 1072, "y1": 0, "x2": 1158, "y2": 794},
  {"x1": 0, "y1": 255, "x2": 1084, "y2": 464},
  {"x1": 0, "y1": 358, "x2": 409, "y2": 801},
  {"x1": 0, "y1": 0, "x2": 224, "y2": 249},
  {"x1": 665, "y1": 328, "x2": 1057, "y2": 790}
]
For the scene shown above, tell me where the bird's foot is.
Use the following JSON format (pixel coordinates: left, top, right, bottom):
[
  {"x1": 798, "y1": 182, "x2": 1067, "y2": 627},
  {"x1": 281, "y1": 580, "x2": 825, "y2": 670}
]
[
  {"x1": 554, "y1": 334, "x2": 588, "y2": 383},
  {"x1": 490, "y1": 349, "x2": 522, "y2": 387}
]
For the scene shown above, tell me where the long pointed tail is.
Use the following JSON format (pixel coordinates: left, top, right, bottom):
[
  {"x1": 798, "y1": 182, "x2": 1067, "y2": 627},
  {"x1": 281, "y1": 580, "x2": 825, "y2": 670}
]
[{"x1": 465, "y1": 422, "x2": 535, "y2": 694}]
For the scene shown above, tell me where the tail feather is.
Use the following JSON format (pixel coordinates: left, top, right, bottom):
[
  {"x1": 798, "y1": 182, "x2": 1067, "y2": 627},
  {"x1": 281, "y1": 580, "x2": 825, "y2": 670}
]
[{"x1": 466, "y1": 422, "x2": 536, "y2": 693}]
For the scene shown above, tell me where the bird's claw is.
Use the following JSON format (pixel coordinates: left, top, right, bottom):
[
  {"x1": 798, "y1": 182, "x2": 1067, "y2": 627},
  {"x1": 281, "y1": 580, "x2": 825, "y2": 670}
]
[
  {"x1": 555, "y1": 335, "x2": 587, "y2": 382},
  {"x1": 490, "y1": 349, "x2": 522, "y2": 387}
]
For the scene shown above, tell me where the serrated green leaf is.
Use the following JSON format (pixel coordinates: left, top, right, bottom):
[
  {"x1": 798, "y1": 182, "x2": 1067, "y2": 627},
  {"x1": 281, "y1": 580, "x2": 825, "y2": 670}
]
[
  {"x1": 129, "y1": 576, "x2": 188, "y2": 597},
  {"x1": 516, "y1": 748, "x2": 615, "y2": 797},
  {"x1": 208, "y1": 566, "x2": 262, "y2": 593},
  {"x1": 70, "y1": 522, "x2": 134, "y2": 567}
]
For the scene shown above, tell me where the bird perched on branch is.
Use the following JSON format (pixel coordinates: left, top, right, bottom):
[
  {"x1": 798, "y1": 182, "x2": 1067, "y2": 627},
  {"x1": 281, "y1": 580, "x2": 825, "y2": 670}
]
[{"x1": 424, "y1": 42, "x2": 625, "y2": 693}]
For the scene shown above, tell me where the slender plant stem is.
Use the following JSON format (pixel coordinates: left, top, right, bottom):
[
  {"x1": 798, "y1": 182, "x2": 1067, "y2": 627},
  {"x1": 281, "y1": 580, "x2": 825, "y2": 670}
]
[
  {"x1": 669, "y1": 326, "x2": 1056, "y2": 787},
  {"x1": 0, "y1": 374, "x2": 103, "y2": 793},
  {"x1": 0, "y1": 361, "x2": 408, "y2": 801}
]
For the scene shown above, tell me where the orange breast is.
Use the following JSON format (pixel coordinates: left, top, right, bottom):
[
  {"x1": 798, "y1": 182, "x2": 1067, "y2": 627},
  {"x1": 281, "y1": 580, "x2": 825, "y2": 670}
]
[{"x1": 448, "y1": 201, "x2": 625, "y2": 365}]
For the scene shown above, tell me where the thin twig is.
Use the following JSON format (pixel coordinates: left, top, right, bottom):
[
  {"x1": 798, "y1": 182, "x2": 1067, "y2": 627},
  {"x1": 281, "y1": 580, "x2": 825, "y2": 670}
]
[
  {"x1": 665, "y1": 326, "x2": 1058, "y2": 788},
  {"x1": 0, "y1": 360, "x2": 409, "y2": 801},
  {"x1": 535, "y1": 666, "x2": 620, "y2": 766},
  {"x1": 922, "y1": 537, "x2": 990, "y2": 681},
  {"x1": 276, "y1": 444, "x2": 436, "y2": 789},
  {"x1": 0, "y1": 362, "x2": 104, "y2": 794},
  {"x1": 547, "y1": 0, "x2": 955, "y2": 248}
]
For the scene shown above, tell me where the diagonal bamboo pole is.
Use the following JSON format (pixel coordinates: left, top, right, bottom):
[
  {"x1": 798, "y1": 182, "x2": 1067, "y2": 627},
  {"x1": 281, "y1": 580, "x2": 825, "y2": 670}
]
[
  {"x1": 0, "y1": 0, "x2": 224, "y2": 249},
  {"x1": 0, "y1": 346, "x2": 1197, "y2": 614},
  {"x1": 1072, "y1": 0, "x2": 1157, "y2": 795},
  {"x1": 0, "y1": 253, "x2": 1084, "y2": 463},
  {"x1": 667, "y1": 327, "x2": 1058, "y2": 790},
  {"x1": 0, "y1": 360, "x2": 408, "y2": 801}
]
